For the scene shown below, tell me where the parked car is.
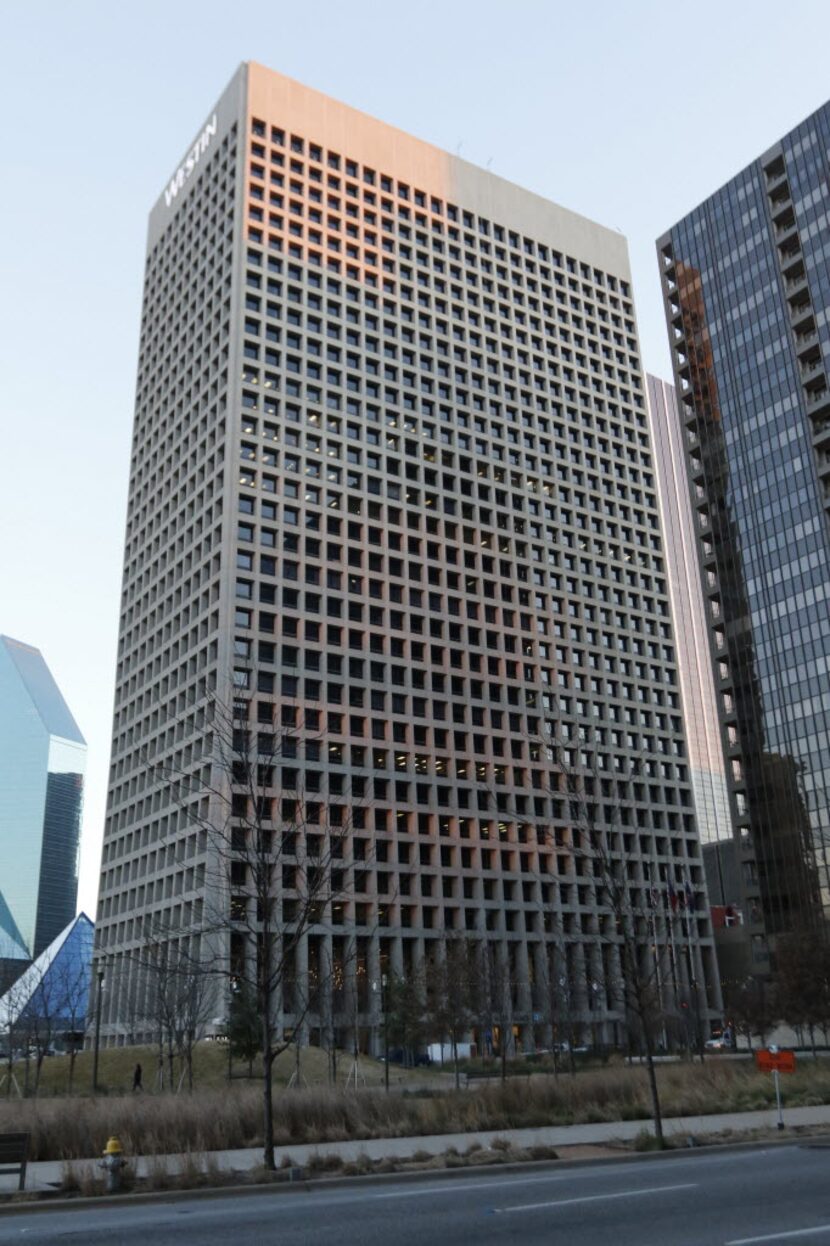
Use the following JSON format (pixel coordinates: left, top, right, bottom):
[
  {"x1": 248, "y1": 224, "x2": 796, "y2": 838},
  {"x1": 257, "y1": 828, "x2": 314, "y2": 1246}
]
[
  {"x1": 381, "y1": 1048, "x2": 432, "y2": 1067},
  {"x1": 705, "y1": 1035, "x2": 733, "y2": 1051}
]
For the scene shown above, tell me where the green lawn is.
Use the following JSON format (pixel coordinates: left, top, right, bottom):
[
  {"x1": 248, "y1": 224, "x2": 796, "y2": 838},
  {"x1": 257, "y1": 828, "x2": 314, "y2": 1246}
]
[{"x1": 22, "y1": 1041, "x2": 442, "y2": 1097}]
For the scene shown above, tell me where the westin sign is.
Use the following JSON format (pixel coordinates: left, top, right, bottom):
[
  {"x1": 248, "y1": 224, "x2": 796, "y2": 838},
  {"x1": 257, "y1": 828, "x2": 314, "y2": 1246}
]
[{"x1": 163, "y1": 115, "x2": 218, "y2": 208}]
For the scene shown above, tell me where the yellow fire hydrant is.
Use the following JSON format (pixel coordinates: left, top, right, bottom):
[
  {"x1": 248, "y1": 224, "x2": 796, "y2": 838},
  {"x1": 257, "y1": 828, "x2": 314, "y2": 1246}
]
[{"x1": 99, "y1": 1136, "x2": 128, "y2": 1193}]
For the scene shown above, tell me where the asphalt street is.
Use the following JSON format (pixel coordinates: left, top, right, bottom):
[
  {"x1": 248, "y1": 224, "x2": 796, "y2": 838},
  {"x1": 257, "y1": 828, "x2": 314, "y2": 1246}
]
[{"x1": 2, "y1": 1146, "x2": 830, "y2": 1244}]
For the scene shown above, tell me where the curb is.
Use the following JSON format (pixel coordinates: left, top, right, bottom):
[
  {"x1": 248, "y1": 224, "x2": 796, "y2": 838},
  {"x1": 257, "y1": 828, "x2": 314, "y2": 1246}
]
[{"x1": 1, "y1": 1130, "x2": 828, "y2": 1218}]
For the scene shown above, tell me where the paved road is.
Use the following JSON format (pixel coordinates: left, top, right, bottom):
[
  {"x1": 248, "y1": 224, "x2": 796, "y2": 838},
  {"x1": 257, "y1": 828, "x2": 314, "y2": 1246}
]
[{"x1": 3, "y1": 1146, "x2": 830, "y2": 1244}]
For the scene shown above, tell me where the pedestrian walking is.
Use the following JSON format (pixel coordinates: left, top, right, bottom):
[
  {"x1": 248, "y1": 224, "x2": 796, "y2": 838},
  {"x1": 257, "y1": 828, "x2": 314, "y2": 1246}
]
[{"x1": 132, "y1": 1062, "x2": 143, "y2": 1092}]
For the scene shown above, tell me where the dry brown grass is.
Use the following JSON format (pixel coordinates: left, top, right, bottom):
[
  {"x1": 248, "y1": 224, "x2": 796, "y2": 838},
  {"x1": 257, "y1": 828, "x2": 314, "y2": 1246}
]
[{"x1": 5, "y1": 1058, "x2": 830, "y2": 1164}]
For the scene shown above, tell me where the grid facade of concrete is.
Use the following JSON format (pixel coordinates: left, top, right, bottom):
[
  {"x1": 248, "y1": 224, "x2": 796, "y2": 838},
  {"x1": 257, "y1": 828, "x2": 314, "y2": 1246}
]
[{"x1": 95, "y1": 62, "x2": 718, "y2": 1046}]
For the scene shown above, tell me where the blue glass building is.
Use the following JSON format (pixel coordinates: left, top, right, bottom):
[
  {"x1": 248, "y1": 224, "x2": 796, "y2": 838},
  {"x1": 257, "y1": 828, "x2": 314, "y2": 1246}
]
[
  {"x1": 0, "y1": 913, "x2": 94, "y2": 1034},
  {"x1": 658, "y1": 103, "x2": 830, "y2": 967},
  {"x1": 0, "y1": 637, "x2": 86, "y2": 962}
]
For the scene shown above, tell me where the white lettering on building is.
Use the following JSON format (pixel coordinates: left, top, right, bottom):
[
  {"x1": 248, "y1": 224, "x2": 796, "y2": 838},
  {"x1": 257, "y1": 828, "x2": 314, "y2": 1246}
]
[{"x1": 163, "y1": 115, "x2": 218, "y2": 208}]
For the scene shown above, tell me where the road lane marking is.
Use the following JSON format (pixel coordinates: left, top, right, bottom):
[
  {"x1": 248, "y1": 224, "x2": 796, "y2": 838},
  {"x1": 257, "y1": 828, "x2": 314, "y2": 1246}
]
[
  {"x1": 727, "y1": 1228, "x2": 830, "y2": 1244},
  {"x1": 369, "y1": 1153, "x2": 760, "y2": 1203},
  {"x1": 371, "y1": 1169, "x2": 654, "y2": 1200},
  {"x1": 494, "y1": 1181, "x2": 697, "y2": 1213}
]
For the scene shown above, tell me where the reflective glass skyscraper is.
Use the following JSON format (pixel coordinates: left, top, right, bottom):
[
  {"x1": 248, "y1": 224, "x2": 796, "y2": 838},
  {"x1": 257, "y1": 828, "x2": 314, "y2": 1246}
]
[
  {"x1": 0, "y1": 636, "x2": 86, "y2": 962},
  {"x1": 658, "y1": 101, "x2": 830, "y2": 965}
]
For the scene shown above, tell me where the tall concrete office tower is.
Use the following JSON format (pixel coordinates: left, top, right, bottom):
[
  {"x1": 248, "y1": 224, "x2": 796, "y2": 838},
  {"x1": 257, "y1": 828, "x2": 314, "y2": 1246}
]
[
  {"x1": 658, "y1": 101, "x2": 830, "y2": 967},
  {"x1": 0, "y1": 636, "x2": 85, "y2": 970},
  {"x1": 96, "y1": 62, "x2": 718, "y2": 1047},
  {"x1": 646, "y1": 378, "x2": 732, "y2": 855}
]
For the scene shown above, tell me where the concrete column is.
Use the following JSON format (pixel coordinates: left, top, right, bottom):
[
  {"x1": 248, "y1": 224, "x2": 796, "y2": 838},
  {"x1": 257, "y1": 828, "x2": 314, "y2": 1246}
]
[
  {"x1": 294, "y1": 931, "x2": 309, "y2": 1045},
  {"x1": 513, "y1": 938, "x2": 533, "y2": 1051}
]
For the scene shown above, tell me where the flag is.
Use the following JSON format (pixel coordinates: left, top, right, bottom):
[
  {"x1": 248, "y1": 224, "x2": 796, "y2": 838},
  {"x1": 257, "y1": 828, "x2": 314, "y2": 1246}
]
[
  {"x1": 684, "y1": 879, "x2": 694, "y2": 911},
  {"x1": 667, "y1": 879, "x2": 678, "y2": 912}
]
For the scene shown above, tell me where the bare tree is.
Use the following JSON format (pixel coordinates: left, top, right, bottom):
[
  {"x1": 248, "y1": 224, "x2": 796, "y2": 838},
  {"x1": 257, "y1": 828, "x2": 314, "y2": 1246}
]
[
  {"x1": 586, "y1": 831, "x2": 667, "y2": 1144},
  {"x1": 470, "y1": 942, "x2": 515, "y2": 1083},
  {"x1": 774, "y1": 929, "x2": 830, "y2": 1054},
  {"x1": 22, "y1": 993, "x2": 54, "y2": 1097},
  {"x1": 309, "y1": 935, "x2": 360, "y2": 1087},
  {"x1": 425, "y1": 938, "x2": 476, "y2": 1088},
  {"x1": 543, "y1": 937, "x2": 580, "y2": 1076},
  {"x1": 20, "y1": 948, "x2": 90, "y2": 1096},
  {"x1": 466, "y1": 940, "x2": 521, "y2": 1082},
  {"x1": 166, "y1": 941, "x2": 211, "y2": 1091},
  {"x1": 385, "y1": 969, "x2": 427, "y2": 1067},
  {"x1": 227, "y1": 979, "x2": 262, "y2": 1077},
  {"x1": 47, "y1": 950, "x2": 90, "y2": 1094},
  {"x1": 140, "y1": 935, "x2": 214, "y2": 1093},
  {"x1": 0, "y1": 971, "x2": 30, "y2": 1099},
  {"x1": 153, "y1": 690, "x2": 357, "y2": 1168},
  {"x1": 554, "y1": 756, "x2": 671, "y2": 1145},
  {"x1": 723, "y1": 976, "x2": 777, "y2": 1052}
]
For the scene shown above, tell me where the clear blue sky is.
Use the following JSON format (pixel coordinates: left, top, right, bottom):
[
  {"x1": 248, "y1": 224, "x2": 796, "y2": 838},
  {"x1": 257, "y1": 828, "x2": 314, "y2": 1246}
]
[{"x1": 2, "y1": 0, "x2": 829, "y2": 917}]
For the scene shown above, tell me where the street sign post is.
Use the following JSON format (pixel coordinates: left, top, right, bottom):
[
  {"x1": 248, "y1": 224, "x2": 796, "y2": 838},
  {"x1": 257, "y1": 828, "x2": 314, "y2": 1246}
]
[{"x1": 755, "y1": 1050, "x2": 796, "y2": 1130}]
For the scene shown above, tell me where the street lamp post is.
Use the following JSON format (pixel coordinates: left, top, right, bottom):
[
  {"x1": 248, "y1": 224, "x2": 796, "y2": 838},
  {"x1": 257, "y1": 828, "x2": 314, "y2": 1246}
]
[
  {"x1": 92, "y1": 959, "x2": 105, "y2": 1094},
  {"x1": 591, "y1": 979, "x2": 600, "y2": 1056}
]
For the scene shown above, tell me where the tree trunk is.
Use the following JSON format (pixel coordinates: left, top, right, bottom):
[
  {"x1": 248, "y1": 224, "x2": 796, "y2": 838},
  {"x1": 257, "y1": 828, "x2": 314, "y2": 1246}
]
[
  {"x1": 263, "y1": 1047, "x2": 276, "y2": 1170},
  {"x1": 643, "y1": 1028, "x2": 664, "y2": 1148},
  {"x1": 262, "y1": 962, "x2": 276, "y2": 1170},
  {"x1": 452, "y1": 1032, "x2": 459, "y2": 1090},
  {"x1": 500, "y1": 1032, "x2": 507, "y2": 1084}
]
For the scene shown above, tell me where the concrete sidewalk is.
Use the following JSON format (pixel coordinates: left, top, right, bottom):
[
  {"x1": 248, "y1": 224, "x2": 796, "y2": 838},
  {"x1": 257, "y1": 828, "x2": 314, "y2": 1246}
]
[{"x1": 6, "y1": 1100, "x2": 830, "y2": 1194}]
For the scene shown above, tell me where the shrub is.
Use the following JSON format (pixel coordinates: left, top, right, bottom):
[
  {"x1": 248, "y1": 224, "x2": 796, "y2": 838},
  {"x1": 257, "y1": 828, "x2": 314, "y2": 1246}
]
[{"x1": 633, "y1": 1127, "x2": 664, "y2": 1152}]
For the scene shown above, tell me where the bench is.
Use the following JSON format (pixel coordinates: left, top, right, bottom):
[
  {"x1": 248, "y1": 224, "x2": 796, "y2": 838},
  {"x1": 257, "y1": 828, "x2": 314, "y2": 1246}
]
[{"x1": 0, "y1": 1133, "x2": 29, "y2": 1191}]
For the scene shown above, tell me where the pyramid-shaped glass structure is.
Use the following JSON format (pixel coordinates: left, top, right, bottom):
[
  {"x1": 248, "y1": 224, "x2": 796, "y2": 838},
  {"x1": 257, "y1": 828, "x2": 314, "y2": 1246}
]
[
  {"x1": 0, "y1": 913, "x2": 94, "y2": 1033},
  {"x1": 0, "y1": 636, "x2": 86, "y2": 962}
]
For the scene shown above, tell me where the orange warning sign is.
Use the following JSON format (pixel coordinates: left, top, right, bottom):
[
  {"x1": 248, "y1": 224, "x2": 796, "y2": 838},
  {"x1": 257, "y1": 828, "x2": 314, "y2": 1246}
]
[{"x1": 756, "y1": 1049, "x2": 796, "y2": 1073}]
